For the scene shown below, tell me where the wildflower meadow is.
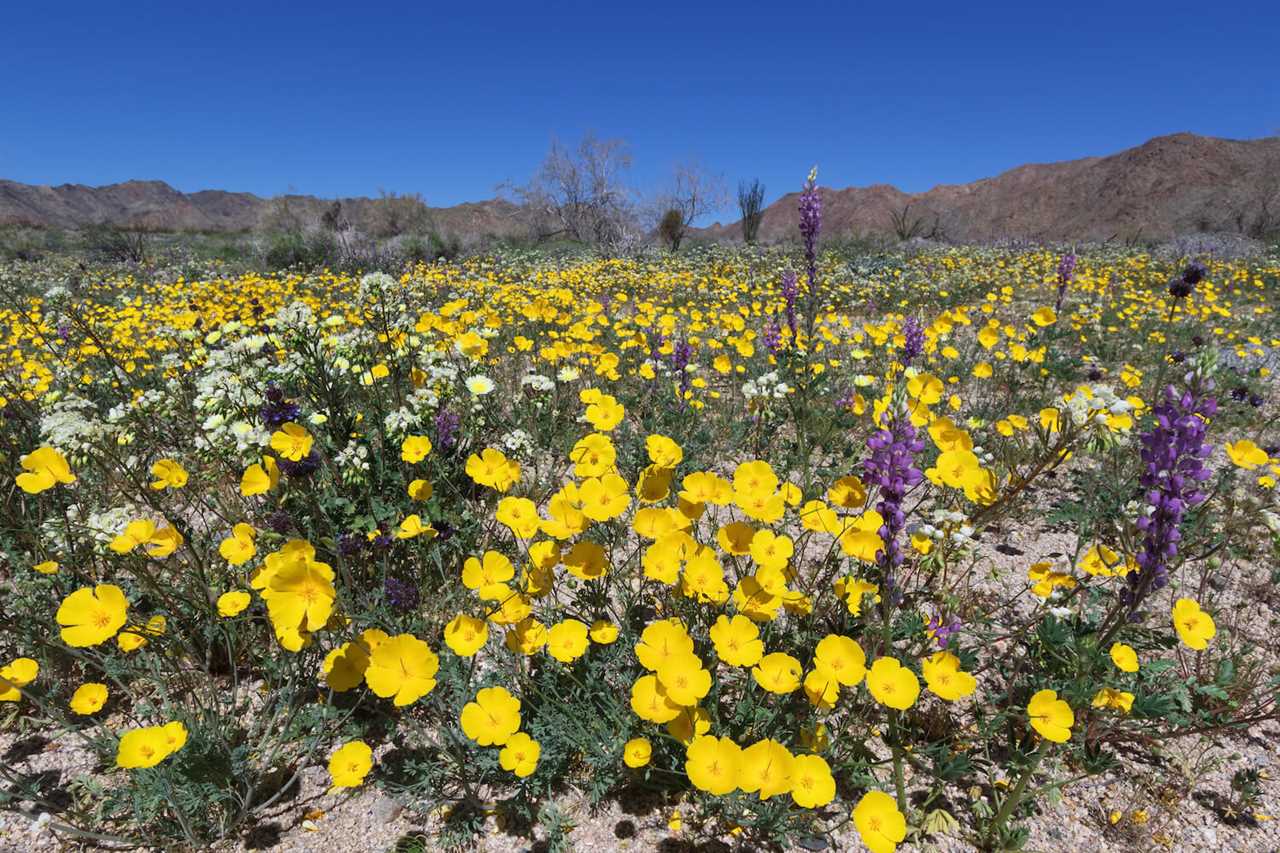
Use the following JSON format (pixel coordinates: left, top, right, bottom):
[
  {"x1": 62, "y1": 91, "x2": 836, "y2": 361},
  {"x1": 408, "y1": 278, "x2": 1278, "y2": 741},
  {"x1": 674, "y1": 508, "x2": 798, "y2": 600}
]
[{"x1": 1, "y1": 200, "x2": 1278, "y2": 851}]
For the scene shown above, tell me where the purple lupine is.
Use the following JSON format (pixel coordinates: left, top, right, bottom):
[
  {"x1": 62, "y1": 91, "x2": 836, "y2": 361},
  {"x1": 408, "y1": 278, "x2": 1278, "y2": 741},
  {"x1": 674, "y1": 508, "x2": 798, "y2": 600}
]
[
  {"x1": 926, "y1": 613, "x2": 963, "y2": 649},
  {"x1": 337, "y1": 532, "x2": 365, "y2": 558},
  {"x1": 434, "y1": 409, "x2": 460, "y2": 452},
  {"x1": 671, "y1": 336, "x2": 694, "y2": 404},
  {"x1": 1055, "y1": 253, "x2": 1077, "y2": 311},
  {"x1": 1123, "y1": 376, "x2": 1216, "y2": 609},
  {"x1": 762, "y1": 318, "x2": 782, "y2": 355},
  {"x1": 277, "y1": 450, "x2": 320, "y2": 478},
  {"x1": 779, "y1": 270, "x2": 799, "y2": 337},
  {"x1": 384, "y1": 576, "x2": 421, "y2": 611},
  {"x1": 798, "y1": 170, "x2": 822, "y2": 294},
  {"x1": 863, "y1": 408, "x2": 927, "y2": 587},
  {"x1": 1169, "y1": 261, "x2": 1207, "y2": 299},
  {"x1": 260, "y1": 385, "x2": 300, "y2": 427},
  {"x1": 265, "y1": 510, "x2": 294, "y2": 535},
  {"x1": 900, "y1": 316, "x2": 925, "y2": 366}
]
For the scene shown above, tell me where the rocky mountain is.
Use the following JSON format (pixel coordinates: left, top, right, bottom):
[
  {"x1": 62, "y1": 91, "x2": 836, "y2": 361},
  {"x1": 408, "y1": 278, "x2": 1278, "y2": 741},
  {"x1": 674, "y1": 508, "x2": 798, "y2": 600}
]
[
  {"x1": 0, "y1": 179, "x2": 524, "y2": 238},
  {"x1": 705, "y1": 133, "x2": 1280, "y2": 243},
  {"x1": 3, "y1": 133, "x2": 1278, "y2": 242}
]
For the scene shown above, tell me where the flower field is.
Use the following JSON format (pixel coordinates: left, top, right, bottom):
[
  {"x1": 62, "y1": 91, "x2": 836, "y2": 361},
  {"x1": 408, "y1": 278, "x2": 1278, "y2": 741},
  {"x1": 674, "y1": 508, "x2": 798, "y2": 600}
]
[{"x1": 1, "y1": 235, "x2": 1278, "y2": 851}]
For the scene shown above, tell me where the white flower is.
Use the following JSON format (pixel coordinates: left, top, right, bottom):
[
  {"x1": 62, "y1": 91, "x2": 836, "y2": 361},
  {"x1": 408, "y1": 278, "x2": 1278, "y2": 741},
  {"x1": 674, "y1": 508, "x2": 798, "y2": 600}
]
[
  {"x1": 466, "y1": 375, "x2": 495, "y2": 396},
  {"x1": 557, "y1": 367, "x2": 580, "y2": 382}
]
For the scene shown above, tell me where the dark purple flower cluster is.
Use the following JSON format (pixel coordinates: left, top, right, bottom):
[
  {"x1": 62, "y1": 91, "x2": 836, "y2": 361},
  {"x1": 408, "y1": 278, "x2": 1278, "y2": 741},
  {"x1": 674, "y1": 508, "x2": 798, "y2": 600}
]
[
  {"x1": 863, "y1": 410, "x2": 926, "y2": 581},
  {"x1": 384, "y1": 576, "x2": 420, "y2": 611},
  {"x1": 260, "y1": 385, "x2": 300, "y2": 427},
  {"x1": 265, "y1": 510, "x2": 294, "y2": 535},
  {"x1": 671, "y1": 337, "x2": 694, "y2": 404},
  {"x1": 1168, "y1": 261, "x2": 1207, "y2": 299},
  {"x1": 899, "y1": 316, "x2": 925, "y2": 366},
  {"x1": 780, "y1": 270, "x2": 799, "y2": 337},
  {"x1": 337, "y1": 532, "x2": 365, "y2": 558},
  {"x1": 1055, "y1": 253, "x2": 1077, "y2": 311},
  {"x1": 277, "y1": 450, "x2": 320, "y2": 479},
  {"x1": 1124, "y1": 377, "x2": 1216, "y2": 608},
  {"x1": 798, "y1": 172, "x2": 822, "y2": 298},
  {"x1": 434, "y1": 409, "x2": 460, "y2": 452}
]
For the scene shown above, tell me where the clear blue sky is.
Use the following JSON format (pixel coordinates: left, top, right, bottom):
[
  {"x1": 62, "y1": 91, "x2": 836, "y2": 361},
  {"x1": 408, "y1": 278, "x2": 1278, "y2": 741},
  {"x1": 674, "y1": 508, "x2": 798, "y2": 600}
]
[{"x1": 3, "y1": 1, "x2": 1277, "y2": 221}]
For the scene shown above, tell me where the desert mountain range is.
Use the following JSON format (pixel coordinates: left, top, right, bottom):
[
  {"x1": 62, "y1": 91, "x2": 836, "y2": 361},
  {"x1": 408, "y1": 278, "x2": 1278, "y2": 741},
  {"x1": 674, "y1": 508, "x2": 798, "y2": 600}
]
[{"x1": 2, "y1": 133, "x2": 1277, "y2": 242}]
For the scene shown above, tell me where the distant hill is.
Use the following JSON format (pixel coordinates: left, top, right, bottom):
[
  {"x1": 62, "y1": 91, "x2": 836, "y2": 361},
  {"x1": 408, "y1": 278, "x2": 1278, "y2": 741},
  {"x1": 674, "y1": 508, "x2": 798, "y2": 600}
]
[
  {"x1": 0, "y1": 179, "x2": 524, "y2": 238},
  {"x1": 703, "y1": 133, "x2": 1280, "y2": 243},
  {"x1": 3, "y1": 133, "x2": 1278, "y2": 242}
]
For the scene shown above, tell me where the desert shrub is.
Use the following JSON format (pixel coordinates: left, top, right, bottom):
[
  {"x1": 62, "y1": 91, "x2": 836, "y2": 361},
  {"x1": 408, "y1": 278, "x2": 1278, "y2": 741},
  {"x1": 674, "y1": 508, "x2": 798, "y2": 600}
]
[{"x1": 80, "y1": 224, "x2": 150, "y2": 264}]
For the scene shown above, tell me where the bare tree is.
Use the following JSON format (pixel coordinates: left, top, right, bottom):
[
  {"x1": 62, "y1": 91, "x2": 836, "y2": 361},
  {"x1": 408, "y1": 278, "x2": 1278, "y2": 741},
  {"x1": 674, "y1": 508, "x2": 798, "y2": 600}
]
[
  {"x1": 738, "y1": 179, "x2": 766, "y2": 244},
  {"x1": 508, "y1": 133, "x2": 638, "y2": 252},
  {"x1": 653, "y1": 161, "x2": 728, "y2": 251}
]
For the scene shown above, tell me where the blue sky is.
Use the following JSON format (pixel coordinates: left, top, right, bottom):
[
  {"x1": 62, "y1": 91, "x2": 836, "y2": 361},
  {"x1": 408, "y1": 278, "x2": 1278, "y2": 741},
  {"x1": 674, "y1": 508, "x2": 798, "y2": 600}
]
[{"x1": 3, "y1": 1, "x2": 1277, "y2": 221}]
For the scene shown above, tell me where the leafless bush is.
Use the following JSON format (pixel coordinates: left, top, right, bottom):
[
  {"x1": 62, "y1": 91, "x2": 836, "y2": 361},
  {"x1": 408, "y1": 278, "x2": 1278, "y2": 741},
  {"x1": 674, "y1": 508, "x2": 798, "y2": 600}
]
[
  {"x1": 652, "y1": 161, "x2": 727, "y2": 252},
  {"x1": 738, "y1": 179, "x2": 766, "y2": 244},
  {"x1": 364, "y1": 191, "x2": 432, "y2": 239}
]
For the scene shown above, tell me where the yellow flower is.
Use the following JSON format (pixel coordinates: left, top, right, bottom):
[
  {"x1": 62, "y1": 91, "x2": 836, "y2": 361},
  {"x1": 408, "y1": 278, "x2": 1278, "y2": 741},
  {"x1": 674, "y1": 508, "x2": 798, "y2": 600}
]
[
  {"x1": 0, "y1": 658, "x2": 38, "y2": 702},
  {"x1": 1172, "y1": 598, "x2": 1216, "y2": 650},
  {"x1": 323, "y1": 642, "x2": 371, "y2": 691},
  {"x1": 15, "y1": 446, "x2": 76, "y2": 494},
  {"x1": 685, "y1": 734, "x2": 741, "y2": 796},
  {"x1": 328, "y1": 740, "x2": 373, "y2": 788},
  {"x1": 57, "y1": 584, "x2": 128, "y2": 647},
  {"x1": 827, "y1": 475, "x2": 867, "y2": 508},
  {"x1": 920, "y1": 651, "x2": 977, "y2": 701},
  {"x1": 1225, "y1": 439, "x2": 1269, "y2": 470},
  {"x1": 462, "y1": 550, "x2": 514, "y2": 589},
  {"x1": 265, "y1": 558, "x2": 335, "y2": 649},
  {"x1": 709, "y1": 614, "x2": 763, "y2": 667},
  {"x1": 630, "y1": 674, "x2": 682, "y2": 723},
  {"x1": 70, "y1": 683, "x2": 109, "y2": 715},
  {"x1": 546, "y1": 619, "x2": 590, "y2": 663},
  {"x1": 589, "y1": 620, "x2": 618, "y2": 644},
  {"x1": 110, "y1": 519, "x2": 157, "y2": 554},
  {"x1": 1027, "y1": 689, "x2": 1074, "y2": 742},
  {"x1": 656, "y1": 652, "x2": 712, "y2": 706},
  {"x1": 460, "y1": 686, "x2": 522, "y2": 746},
  {"x1": 270, "y1": 422, "x2": 314, "y2": 462},
  {"x1": 1109, "y1": 643, "x2": 1139, "y2": 672},
  {"x1": 752, "y1": 652, "x2": 803, "y2": 694},
  {"x1": 218, "y1": 523, "x2": 257, "y2": 566},
  {"x1": 635, "y1": 619, "x2": 694, "y2": 671},
  {"x1": 116, "y1": 721, "x2": 187, "y2": 769},
  {"x1": 1078, "y1": 544, "x2": 1131, "y2": 577},
  {"x1": 867, "y1": 657, "x2": 920, "y2": 710},
  {"x1": 623, "y1": 737, "x2": 652, "y2": 768},
  {"x1": 444, "y1": 614, "x2": 489, "y2": 657},
  {"x1": 401, "y1": 434, "x2": 433, "y2": 463},
  {"x1": 1031, "y1": 306, "x2": 1057, "y2": 327},
  {"x1": 739, "y1": 739, "x2": 794, "y2": 800},
  {"x1": 496, "y1": 497, "x2": 540, "y2": 539},
  {"x1": 645, "y1": 434, "x2": 684, "y2": 468},
  {"x1": 407, "y1": 478, "x2": 433, "y2": 501},
  {"x1": 813, "y1": 634, "x2": 867, "y2": 687},
  {"x1": 149, "y1": 459, "x2": 188, "y2": 490},
  {"x1": 240, "y1": 456, "x2": 280, "y2": 496},
  {"x1": 465, "y1": 447, "x2": 521, "y2": 492},
  {"x1": 853, "y1": 790, "x2": 908, "y2": 853},
  {"x1": 396, "y1": 513, "x2": 436, "y2": 540},
  {"x1": 117, "y1": 615, "x2": 166, "y2": 653},
  {"x1": 499, "y1": 732, "x2": 541, "y2": 777},
  {"x1": 1091, "y1": 687, "x2": 1135, "y2": 714},
  {"x1": 365, "y1": 634, "x2": 439, "y2": 706},
  {"x1": 33, "y1": 560, "x2": 58, "y2": 575},
  {"x1": 217, "y1": 590, "x2": 251, "y2": 617},
  {"x1": 789, "y1": 754, "x2": 835, "y2": 808}
]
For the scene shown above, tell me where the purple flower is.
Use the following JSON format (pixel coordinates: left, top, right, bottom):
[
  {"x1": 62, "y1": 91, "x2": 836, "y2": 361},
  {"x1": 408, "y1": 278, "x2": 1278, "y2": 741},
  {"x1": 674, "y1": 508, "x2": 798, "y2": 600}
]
[
  {"x1": 434, "y1": 409, "x2": 460, "y2": 452},
  {"x1": 926, "y1": 613, "x2": 963, "y2": 649},
  {"x1": 780, "y1": 270, "x2": 799, "y2": 337},
  {"x1": 900, "y1": 316, "x2": 925, "y2": 366},
  {"x1": 337, "y1": 532, "x2": 365, "y2": 558},
  {"x1": 762, "y1": 318, "x2": 782, "y2": 355},
  {"x1": 1169, "y1": 262, "x2": 1207, "y2": 299},
  {"x1": 1124, "y1": 376, "x2": 1216, "y2": 609},
  {"x1": 265, "y1": 510, "x2": 294, "y2": 535},
  {"x1": 260, "y1": 385, "x2": 301, "y2": 427},
  {"x1": 671, "y1": 336, "x2": 694, "y2": 405},
  {"x1": 862, "y1": 407, "x2": 926, "y2": 585},
  {"x1": 384, "y1": 576, "x2": 420, "y2": 611},
  {"x1": 277, "y1": 450, "x2": 320, "y2": 479},
  {"x1": 798, "y1": 171, "x2": 821, "y2": 292},
  {"x1": 1055, "y1": 253, "x2": 1076, "y2": 311}
]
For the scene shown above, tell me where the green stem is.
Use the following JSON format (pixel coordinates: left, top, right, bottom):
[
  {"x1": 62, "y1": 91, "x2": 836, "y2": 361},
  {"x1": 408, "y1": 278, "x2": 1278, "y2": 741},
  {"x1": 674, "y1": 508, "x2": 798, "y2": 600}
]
[
  {"x1": 984, "y1": 739, "x2": 1049, "y2": 848},
  {"x1": 889, "y1": 711, "x2": 907, "y2": 815}
]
